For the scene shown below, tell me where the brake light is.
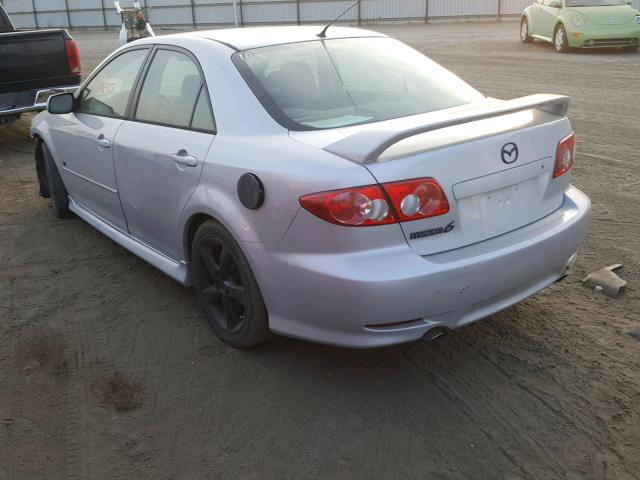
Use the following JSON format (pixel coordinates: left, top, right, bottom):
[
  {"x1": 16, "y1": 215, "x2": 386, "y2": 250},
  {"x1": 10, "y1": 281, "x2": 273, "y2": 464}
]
[
  {"x1": 299, "y1": 185, "x2": 396, "y2": 227},
  {"x1": 383, "y1": 178, "x2": 449, "y2": 222},
  {"x1": 299, "y1": 178, "x2": 449, "y2": 227},
  {"x1": 64, "y1": 38, "x2": 81, "y2": 75},
  {"x1": 554, "y1": 132, "x2": 576, "y2": 178}
]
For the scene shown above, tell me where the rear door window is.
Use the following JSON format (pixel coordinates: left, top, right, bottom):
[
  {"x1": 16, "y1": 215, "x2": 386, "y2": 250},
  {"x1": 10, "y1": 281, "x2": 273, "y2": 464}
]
[
  {"x1": 134, "y1": 49, "x2": 215, "y2": 132},
  {"x1": 77, "y1": 49, "x2": 148, "y2": 118},
  {"x1": 190, "y1": 87, "x2": 216, "y2": 132}
]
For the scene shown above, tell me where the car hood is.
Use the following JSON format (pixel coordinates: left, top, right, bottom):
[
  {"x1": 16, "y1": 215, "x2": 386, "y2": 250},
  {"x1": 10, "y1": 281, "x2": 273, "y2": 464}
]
[{"x1": 569, "y1": 5, "x2": 638, "y2": 25}]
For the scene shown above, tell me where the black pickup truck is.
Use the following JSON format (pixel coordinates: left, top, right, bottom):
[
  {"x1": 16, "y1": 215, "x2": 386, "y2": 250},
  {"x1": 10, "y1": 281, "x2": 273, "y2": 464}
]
[{"x1": 0, "y1": 5, "x2": 81, "y2": 124}]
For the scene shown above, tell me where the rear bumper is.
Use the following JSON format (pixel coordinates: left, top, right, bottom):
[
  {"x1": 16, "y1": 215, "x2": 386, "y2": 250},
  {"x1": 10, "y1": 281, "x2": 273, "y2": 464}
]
[
  {"x1": 245, "y1": 186, "x2": 591, "y2": 348},
  {"x1": 0, "y1": 85, "x2": 78, "y2": 117}
]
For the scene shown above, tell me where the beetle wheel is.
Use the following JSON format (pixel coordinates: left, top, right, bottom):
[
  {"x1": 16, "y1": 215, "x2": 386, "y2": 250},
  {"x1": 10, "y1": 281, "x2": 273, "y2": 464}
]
[
  {"x1": 521, "y1": 17, "x2": 533, "y2": 43},
  {"x1": 554, "y1": 25, "x2": 569, "y2": 53}
]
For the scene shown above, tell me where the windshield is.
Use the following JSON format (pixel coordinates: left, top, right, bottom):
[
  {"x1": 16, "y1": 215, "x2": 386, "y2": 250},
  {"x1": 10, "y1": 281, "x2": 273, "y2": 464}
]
[
  {"x1": 565, "y1": 0, "x2": 629, "y2": 6},
  {"x1": 233, "y1": 37, "x2": 485, "y2": 131}
]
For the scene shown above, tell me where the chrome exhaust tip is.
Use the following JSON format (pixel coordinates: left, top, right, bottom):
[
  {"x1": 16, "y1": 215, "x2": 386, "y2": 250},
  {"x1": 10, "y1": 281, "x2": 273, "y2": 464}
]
[
  {"x1": 422, "y1": 327, "x2": 448, "y2": 343},
  {"x1": 556, "y1": 253, "x2": 578, "y2": 283}
]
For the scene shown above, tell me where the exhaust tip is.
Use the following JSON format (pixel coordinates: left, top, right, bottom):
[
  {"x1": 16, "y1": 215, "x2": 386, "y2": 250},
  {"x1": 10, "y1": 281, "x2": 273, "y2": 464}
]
[{"x1": 422, "y1": 327, "x2": 449, "y2": 343}]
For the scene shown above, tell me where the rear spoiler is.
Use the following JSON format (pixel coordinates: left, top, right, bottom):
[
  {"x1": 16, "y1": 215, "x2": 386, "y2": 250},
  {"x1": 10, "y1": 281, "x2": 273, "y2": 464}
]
[{"x1": 324, "y1": 94, "x2": 570, "y2": 164}]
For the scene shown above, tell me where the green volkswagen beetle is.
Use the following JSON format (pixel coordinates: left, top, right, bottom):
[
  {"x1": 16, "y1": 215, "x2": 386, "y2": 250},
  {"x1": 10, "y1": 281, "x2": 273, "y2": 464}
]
[{"x1": 521, "y1": 0, "x2": 640, "y2": 52}]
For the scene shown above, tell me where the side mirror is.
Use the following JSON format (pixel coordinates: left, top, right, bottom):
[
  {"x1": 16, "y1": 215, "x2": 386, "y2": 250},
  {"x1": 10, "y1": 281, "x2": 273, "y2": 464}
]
[
  {"x1": 549, "y1": 0, "x2": 562, "y2": 8},
  {"x1": 47, "y1": 92, "x2": 75, "y2": 115}
]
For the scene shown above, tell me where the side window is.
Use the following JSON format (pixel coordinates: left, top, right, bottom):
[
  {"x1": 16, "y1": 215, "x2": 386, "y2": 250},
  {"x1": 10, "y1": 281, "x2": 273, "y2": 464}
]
[
  {"x1": 135, "y1": 49, "x2": 214, "y2": 132},
  {"x1": 77, "y1": 49, "x2": 148, "y2": 118},
  {"x1": 190, "y1": 87, "x2": 216, "y2": 132}
]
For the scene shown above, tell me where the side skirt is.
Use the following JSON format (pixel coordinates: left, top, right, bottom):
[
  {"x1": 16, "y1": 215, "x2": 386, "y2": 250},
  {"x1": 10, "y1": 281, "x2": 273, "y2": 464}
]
[
  {"x1": 532, "y1": 34, "x2": 552, "y2": 42},
  {"x1": 69, "y1": 197, "x2": 192, "y2": 286}
]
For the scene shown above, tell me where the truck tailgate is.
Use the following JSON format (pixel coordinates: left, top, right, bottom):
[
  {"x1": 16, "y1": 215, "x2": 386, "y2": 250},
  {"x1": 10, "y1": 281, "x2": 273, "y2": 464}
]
[{"x1": 0, "y1": 30, "x2": 76, "y2": 94}]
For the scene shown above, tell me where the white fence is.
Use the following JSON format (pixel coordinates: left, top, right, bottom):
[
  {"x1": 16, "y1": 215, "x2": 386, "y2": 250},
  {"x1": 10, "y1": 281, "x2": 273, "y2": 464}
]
[{"x1": 2, "y1": 0, "x2": 537, "y2": 29}]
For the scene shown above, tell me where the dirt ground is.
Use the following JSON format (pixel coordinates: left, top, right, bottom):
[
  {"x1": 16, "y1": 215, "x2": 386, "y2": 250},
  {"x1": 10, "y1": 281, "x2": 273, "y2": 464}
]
[{"x1": 1, "y1": 22, "x2": 639, "y2": 480}]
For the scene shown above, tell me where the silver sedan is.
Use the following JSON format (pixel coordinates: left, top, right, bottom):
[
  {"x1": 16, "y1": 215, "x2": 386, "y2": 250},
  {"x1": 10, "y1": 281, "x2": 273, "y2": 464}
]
[{"x1": 31, "y1": 26, "x2": 590, "y2": 348}]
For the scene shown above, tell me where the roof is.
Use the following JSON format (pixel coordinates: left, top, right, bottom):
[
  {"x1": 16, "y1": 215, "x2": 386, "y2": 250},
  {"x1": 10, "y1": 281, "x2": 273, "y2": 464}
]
[{"x1": 182, "y1": 25, "x2": 386, "y2": 51}]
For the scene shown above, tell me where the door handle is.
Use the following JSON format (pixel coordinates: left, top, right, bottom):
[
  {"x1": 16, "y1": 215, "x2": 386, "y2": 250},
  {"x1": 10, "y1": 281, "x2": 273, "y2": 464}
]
[
  {"x1": 96, "y1": 134, "x2": 111, "y2": 149},
  {"x1": 170, "y1": 149, "x2": 198, "y2": 167}
]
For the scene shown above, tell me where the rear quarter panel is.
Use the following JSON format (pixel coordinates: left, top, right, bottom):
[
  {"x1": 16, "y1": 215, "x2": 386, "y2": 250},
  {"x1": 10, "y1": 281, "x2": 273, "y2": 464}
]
[
  {"x1": 522, "y1": 5, "x2": 538, "y2": 35},
  {"x1": 183, "y1": 136, "x2": 378, "y2": 248},
  {"x1": 175, "y1": 36, "x2": 377, "y2": 258}
]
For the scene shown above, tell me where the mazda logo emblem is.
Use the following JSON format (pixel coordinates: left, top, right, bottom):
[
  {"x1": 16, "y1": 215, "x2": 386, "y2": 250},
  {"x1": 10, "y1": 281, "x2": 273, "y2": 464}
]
[{"x1": 501, "y1": 143, "x2": 518, "y2": 164}]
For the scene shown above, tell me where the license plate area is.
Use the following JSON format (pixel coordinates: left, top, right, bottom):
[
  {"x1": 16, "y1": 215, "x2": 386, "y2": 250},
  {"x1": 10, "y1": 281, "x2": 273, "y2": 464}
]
[{"x1": 452, "y1": 158, "x2": 560, "y2": 240}]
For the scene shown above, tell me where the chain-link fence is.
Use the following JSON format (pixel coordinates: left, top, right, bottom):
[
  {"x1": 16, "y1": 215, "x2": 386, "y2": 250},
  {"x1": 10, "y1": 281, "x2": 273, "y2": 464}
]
[{"x1": 2, "y1": 0, "x2": 537, "y2": 30}]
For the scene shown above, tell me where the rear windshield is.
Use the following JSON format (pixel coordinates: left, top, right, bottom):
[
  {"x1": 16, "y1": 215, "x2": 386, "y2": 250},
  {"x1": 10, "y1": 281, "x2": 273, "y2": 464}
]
[{"x1": 232, "y1": 37, "x2": 485, "y2": 131}]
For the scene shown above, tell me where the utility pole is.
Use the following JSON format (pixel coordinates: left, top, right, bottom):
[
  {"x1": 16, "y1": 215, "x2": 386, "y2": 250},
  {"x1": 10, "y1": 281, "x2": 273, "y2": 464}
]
[
  {"x1": 101, "y1": 0, "x2": 107, "y2": 28},
  {"x1": 233, "y1": 0, "x2": 238, "y2": 27},
  {"x1": 31, "y1": 0, "x2": 38, "y2": 28},
  {"x1": 64, "y1": 0, "x2": 71, "y2": 28}
]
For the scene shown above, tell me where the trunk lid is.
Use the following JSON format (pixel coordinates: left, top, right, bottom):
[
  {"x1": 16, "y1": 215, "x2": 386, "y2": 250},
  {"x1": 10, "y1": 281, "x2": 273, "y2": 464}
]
[
  {"x1": 366, "y1": 110, "x2": 571, "y2": 255},
  {"x1": 291, "y1": 99, "x2": 573, "y2": 256}
]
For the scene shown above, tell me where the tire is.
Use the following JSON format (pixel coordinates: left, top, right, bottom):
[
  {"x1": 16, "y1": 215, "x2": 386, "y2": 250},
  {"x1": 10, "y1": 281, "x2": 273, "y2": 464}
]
[
  {"x1": 554, "y1": 24, "x2": 570, "y2": 53},
  {"x1": 520, "y1": 17, "x2": 533, "y2": 43},
  {"x1": 42, "y1": 143, "x2": 74, "y2": 218},
  {"x1": 623, "y1": 45, "x2": 639, "y2": 53},
  {"x1": 191, "y1": 220, "x2": 271, "y2": 348}
]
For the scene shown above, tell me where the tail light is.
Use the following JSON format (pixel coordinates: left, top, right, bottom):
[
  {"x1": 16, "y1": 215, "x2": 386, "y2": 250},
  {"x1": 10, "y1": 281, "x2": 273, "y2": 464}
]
[
  {"x1": 299, "y1": 185, "x2": 397, "y2": 227},
  {"x1": 299, "y1": 178, "x2": 449, "y2": 227},
  {"x1": 383, "y1": 178, "x2": 449, "y2": 222},
  {"x1": 554, "y1": 132, "x2": 576, "y2": 178},
  {"x1": 64, "y1": 38, "x2": 81, "y2": 75}
]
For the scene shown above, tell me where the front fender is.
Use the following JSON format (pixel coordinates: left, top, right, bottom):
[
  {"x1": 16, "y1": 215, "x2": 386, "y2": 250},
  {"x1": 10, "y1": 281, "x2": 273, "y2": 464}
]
[
  {"x1": 555, "y1": 16, "x2": 584, "y2": 47},
  {"x1": 29, "y1": 113, "x2": 61, "y2": 168},
  {"x1": 30, "y1": 111, "x2": 49, "y2": 141}
]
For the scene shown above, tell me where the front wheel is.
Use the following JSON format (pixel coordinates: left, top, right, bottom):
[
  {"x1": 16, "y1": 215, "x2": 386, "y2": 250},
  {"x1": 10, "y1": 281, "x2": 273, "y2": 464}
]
[
  {"x1": 554, "y1": 25, "x2": 570, "y2": 53},
  {"x1": 191, "y1": 220, "x2": 271, "y2": 348},
  {"x1": 520, "y1": 17, "x2": 533, "y2": 43}
]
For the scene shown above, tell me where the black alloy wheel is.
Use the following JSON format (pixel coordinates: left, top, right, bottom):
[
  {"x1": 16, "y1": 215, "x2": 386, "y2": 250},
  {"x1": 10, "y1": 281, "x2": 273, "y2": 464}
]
[{"x1": 192, "y1": 220, "x2": 270, "y2": 348}]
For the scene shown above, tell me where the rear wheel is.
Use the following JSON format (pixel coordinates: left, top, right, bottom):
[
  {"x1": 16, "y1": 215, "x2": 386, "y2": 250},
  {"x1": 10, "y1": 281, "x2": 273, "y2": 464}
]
[
  {"x1": 554, "y1": 24, "x2": 570, "y2": 53},
  {"x1": 42, "y1": 143, "x2": 73, "y2": 218},
  {"x1": 192, "y1": 220, "x2": 271, "y2": 348},
  {"x1": 520, "y1": 17, "x2": 533, "y2": 43}
]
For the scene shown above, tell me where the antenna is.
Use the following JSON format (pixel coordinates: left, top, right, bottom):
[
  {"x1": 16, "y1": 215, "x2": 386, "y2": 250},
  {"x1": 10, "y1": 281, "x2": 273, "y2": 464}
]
[{"x1": 317, "y1": 0, "x2": 362, "y2": 38}]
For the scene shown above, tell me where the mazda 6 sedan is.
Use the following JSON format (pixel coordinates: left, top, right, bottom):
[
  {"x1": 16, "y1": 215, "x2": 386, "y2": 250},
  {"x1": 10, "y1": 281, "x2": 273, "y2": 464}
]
[{"x1": 31, "y1": 26, "x2": 591, "y2": 348}]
